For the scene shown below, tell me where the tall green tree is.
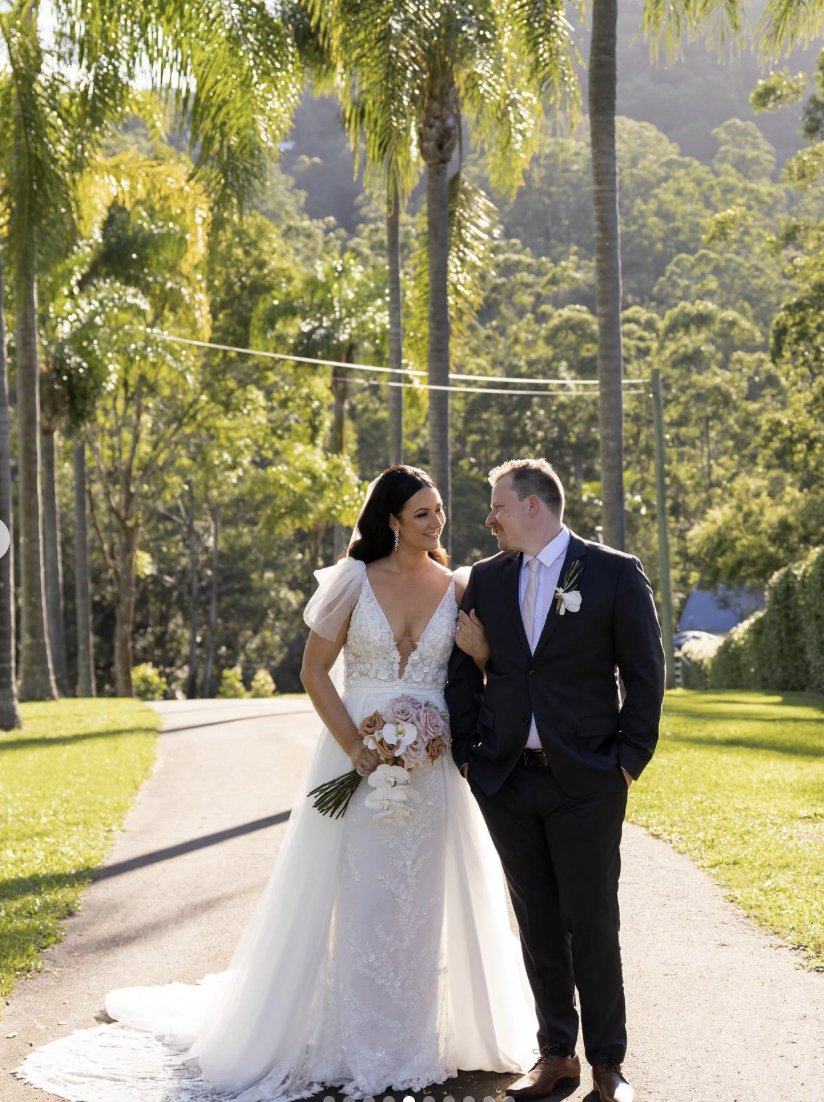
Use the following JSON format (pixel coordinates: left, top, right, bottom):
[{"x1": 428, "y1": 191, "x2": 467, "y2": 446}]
[
  {"x1": 386, "y1": 180, "x2": 405, "y2": 463},
  {"x1": 584, "y1": 0, "x2": 744, "y2": 549},
  {"x1": 0, "y1": 242, "x2": 21, "y2": 728},
  {"x1": 589, "y1": 0, "x2": 625, "y2": 547},
  {"x1": 1, "y1": 0, "x2": 303, "y2": 700},
  {"x1": 308, "y1": 0, "x2": 572, "y2": 524},
  {"x1": 0, "y1": 6, "x2": 71, "y2": 699}
]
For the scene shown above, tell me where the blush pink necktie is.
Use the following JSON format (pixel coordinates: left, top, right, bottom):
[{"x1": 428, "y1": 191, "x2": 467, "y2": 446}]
[{"x1": 521, "y1": 557, "x2": 539, "y2": 650}]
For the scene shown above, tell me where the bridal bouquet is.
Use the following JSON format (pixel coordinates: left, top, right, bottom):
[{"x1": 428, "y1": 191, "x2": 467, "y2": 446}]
[{"x1": 308, "y1": 696, "x2": 451, "y2": 821}]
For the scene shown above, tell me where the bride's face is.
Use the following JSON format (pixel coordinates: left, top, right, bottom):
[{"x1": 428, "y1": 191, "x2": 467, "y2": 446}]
[{"x1": 394, "y1": 486, "x2": 446, "y2": 551}]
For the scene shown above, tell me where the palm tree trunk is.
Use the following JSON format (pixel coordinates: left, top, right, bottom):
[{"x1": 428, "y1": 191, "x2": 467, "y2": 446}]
[
  {"x1": 42, "y1": 427, "x2": 69, "y2": 693},
  {"x1": 387, "y1": 182, "x2": 404, "y2": 465},
  {"x1": 15, "y1": 243, "x2": 57, "y2": 700},
  {"x1": 331, "y1": 347, "x2": 353, "y2": 559},
  {"x1": 202, "y1": 506, "x2": 220, "y2": 697},
  {"x1": 0, "y1": 247, "x2": 22, "y2": 728},
  {"x1": 589, "y1": 0, "x2": 625, "y2": 551},
  {"x1": 113, "y1": 520, "x2": 138, "y2": 697},
  {"x1": 73, "y1": 439, "x2": 95, "y2": 697},
  {"x1": 185, "y1": 481, "x2": 200, "y2": 698},
  {"x1": 330, "y1": 362, "x2": 350, "y2": 456},
  {"x1": 420, "y1": 76, "x2": 459, "y2": 549}
]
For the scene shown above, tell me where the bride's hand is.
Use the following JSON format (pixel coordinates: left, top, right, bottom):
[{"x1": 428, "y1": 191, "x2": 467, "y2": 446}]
[
  {"x1": 350, "y1": 742, "x2": 380, "y2": 777},
  {"x1": 455, "y1": 609, "x2": 490, "y2": 668}
]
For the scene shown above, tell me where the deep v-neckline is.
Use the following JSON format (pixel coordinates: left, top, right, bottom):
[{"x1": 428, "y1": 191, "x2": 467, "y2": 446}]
[{"x1": 364, "y1": 573, "x2": 455, "y2": 679}]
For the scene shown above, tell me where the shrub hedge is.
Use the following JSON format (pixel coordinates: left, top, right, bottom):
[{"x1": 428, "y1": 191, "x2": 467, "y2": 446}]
[
  {"x1": 217, "y1": 666, "x2": 246, "y2": 698},
  {"x1": 132, "y1": 662, "x2": 169, "y2": 700},
  {"x1": 708, "y1": 547, "x2": 824, "y2": 691}
]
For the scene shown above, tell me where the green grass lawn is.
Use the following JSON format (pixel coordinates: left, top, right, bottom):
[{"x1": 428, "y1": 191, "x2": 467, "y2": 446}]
[
  {"x1": 2, "y1": 691, "x2": 822, "y2": 1007},
  {"x1": 630, "y1": 689, "x2": 824, "y2": 969},
  {"x1": 0, "y1": 699, "x2": 159, "y2": 1000}
]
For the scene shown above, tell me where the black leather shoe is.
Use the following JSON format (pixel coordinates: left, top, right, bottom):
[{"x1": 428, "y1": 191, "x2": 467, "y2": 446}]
[
  {"x1": 507, "y1": 1053, "x2": 581, "y2": 1099},
  {"x1": 592, "y1": 1060, "x2": 635, "y2": 1102}
]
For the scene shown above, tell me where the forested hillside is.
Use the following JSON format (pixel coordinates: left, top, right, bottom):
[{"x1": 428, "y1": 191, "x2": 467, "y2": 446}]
[
  {"x1": 282, "y1": 0, "x2": 819, "y2": 231},
  {"x1": 3, "y1": 0, "x2": 822, "y2": 699}
]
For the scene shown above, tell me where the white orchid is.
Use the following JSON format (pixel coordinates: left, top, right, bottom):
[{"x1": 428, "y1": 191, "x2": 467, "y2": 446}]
[
  {"x1": 379, "y1": 721, "x2": 417, "y2": 756},
  {"x1": 554, "y1": 559, "x2": 584, "y2": 615},
  {"x1": 364, "y1": 764, "x2": 421, "y2": 821},
  {"x1": 555, "y1": 587, "x2": 582, "y2": 615}
]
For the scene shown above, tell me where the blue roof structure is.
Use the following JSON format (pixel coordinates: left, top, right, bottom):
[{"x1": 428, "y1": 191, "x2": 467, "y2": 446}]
[{"x1": 677, "y1": 586, "x2": 764, "y2": 635}]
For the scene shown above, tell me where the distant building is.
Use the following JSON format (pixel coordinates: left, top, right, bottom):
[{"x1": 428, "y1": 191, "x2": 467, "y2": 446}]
[{"x1": 677, "y1": 586, "x2": 764, "y2": 636}]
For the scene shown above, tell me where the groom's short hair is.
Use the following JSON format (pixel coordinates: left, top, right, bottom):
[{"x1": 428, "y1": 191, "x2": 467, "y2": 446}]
[{"x1": 488, "y1": 458, "x2": 565, "y2": 517}]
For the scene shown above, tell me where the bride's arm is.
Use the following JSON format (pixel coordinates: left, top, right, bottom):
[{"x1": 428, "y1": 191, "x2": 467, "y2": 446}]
[{"x1": 300, "y1": 625, "x2": 379, "y2": 776}]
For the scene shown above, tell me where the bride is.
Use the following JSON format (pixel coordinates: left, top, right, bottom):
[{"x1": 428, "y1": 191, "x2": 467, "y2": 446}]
[{"x1": 17, "y1": 465, "x2": 534, "y2": 1102}]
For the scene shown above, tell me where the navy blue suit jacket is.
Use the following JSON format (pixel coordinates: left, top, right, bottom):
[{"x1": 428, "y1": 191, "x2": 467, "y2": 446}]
[{"x1": 445, "y1": 532, "x2": 665, "y2": 797}]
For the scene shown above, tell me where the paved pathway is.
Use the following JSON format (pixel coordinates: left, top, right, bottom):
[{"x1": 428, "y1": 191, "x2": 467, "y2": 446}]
[{"x1": 1, "y1": 699, "x2": 822, "y2": 1102}]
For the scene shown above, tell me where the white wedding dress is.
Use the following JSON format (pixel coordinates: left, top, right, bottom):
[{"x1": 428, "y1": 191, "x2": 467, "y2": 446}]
[{"x1": 17, "y1": 558, "x2": 535, "y2": 1102}]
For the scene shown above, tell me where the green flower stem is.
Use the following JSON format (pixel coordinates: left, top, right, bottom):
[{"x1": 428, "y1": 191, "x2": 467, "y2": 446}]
[{"x1": 308, "y1": 769, "x2": 363, "y2": 818}]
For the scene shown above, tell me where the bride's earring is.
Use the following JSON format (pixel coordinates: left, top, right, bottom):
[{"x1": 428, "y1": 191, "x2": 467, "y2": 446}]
[{"x1": 391, "y1": 526, "x2": 399, "y2": 549}]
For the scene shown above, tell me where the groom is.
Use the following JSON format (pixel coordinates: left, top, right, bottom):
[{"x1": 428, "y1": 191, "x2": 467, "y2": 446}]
[{"x1": 446, "y1": 459, "x2": 665, "y2": 1102}]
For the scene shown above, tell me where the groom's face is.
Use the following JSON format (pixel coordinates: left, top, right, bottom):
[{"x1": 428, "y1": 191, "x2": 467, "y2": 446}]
[{"x1": 486, "y1": 475, "x2": 531, "y2": 552}]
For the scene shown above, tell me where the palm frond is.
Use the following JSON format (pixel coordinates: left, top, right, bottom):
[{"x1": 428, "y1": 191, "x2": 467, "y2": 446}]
[
  {"x1": 409, "y1": 170, "x2": 500, "y2": 362},
  {"x1": 1, "y1": 11, "x2": 76, "y2": 270},
  {"x1": 326, "y1": 0, "x2": 431, "y2": 198},
  {"x1": 500, "y1": 0, "x2": 579, "y2": 102},
  {"x1": 642, "y1": 0, "x2": 746, "y2": 61},
  {"x1": 758, "y1": 0, "x2": 824, "y2": 57},
  {"x1": 57, "y1": 0, "x2": 305, "y2": 207}
]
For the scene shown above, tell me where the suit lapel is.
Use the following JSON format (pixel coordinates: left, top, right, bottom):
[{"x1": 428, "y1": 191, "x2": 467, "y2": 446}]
[
  {"x1": 501, "y1": 551, "x2": 532, "y2": 655},
  {"x1": 533, "y1": 532, "x2": 589, "y2": 657}
]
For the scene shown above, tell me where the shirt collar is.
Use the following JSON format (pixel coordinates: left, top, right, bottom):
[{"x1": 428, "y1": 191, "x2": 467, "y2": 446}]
[{"x1": 523, "y1": 526, "x2": 570, "y2": 571}]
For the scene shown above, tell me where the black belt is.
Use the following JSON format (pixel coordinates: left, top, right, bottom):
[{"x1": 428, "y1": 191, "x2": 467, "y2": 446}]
[{"x1": 520, "y1": 749, "x2": 549, "y2": 769}]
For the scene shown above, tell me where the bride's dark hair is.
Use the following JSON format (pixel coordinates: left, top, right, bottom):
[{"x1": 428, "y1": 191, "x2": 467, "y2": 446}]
[{"x1": 348, "y1": 465, "x2": 448, "y2": 566}]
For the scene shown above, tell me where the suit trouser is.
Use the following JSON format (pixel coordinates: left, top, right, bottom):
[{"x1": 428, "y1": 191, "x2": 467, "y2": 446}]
[{"x1": 472, "y1": 762, "x2": 628, "y2": 1066}]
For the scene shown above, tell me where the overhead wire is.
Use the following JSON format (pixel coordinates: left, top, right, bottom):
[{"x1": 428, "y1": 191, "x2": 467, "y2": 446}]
[{"x1": 148, "y1": 330, "x2": 647, "y2": 396}]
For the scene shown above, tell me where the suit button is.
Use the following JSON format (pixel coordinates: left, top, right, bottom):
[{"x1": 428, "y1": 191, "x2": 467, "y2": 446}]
[
  {"x1": 521, "y1": 718, "x2": 529, "y2": 727},
  {"x1": 471, "y1": 740, "x2": 482, "y2": 749},
  {"x1": 528, "y1": 668, "x2": 535, "y2": 676}
]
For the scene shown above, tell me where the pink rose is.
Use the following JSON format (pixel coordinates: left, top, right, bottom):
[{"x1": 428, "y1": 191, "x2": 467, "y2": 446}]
[
  {"x1": 388, "y1": 697, "x2": 418, "y2": 724},
  {"x1": 420, "y1": 707, "x2": 449, "y2": 743},
  {"x1": 401, "y1": 734, "x2": 430, "y2": 766}
]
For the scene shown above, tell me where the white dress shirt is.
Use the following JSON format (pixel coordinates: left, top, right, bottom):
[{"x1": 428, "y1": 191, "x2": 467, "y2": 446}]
[{"x1": 520, "y1": 527, "x2": 570, "y2": 749}]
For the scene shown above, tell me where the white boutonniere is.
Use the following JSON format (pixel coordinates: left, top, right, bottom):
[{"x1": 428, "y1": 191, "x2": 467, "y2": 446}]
[{"x1": 555, "y1": 559, "x2": 583, "y2": 615}]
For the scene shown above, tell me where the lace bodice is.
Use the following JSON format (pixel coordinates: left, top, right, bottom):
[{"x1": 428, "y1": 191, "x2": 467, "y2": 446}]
[{"x1": 344, "y1": 576, "x2": 457, "y2": 691}]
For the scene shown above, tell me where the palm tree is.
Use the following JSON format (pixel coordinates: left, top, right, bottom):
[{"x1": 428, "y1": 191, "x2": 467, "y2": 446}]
[
  {"x1": 387, "y1": 180, "x2": 404, "y2": 464},
  {"x1": 419, "y1": 63, "x2": 459, "y2": 515},
  {"x1": 307, "y1": 0, "x2": 572, "y2": 524},
  {"x1": 589, "y1": 0, "x2": 625, "y2": 549},
  {"x1": 40, "y1": 376, "x2": 70, "y2": 693},
  {"x1": 72, "y1": 438, "x2": 95, "y2": 697},
  {"x1": 623, "y1": 0, "x2": 745, "y2": 550},
  {"x1": 0, "y1": 244, "x2": 21, "y2": 728},
  {"x1": 0, "y1": 5, "x2": 70, "y2": 699},
  {"x1": 1, "y1": 0, "x2": 303, "y2": 698},
  {"x1": 553, "y1": 0, "x2": 750, "y2": 550}
]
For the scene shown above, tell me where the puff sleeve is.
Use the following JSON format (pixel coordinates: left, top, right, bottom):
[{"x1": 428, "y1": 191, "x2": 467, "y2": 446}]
[{"x1": 302, "y1": 557, "x2": 366, "y2": 641}]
